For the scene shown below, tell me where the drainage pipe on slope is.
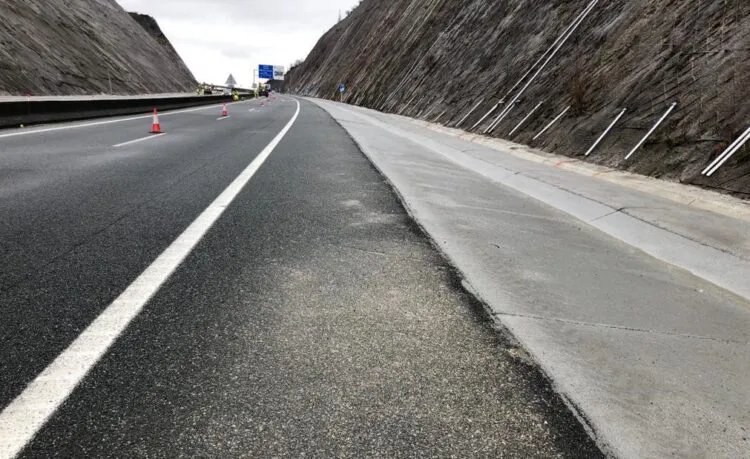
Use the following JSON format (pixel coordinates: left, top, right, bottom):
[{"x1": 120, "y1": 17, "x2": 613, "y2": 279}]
[
  {"x1": 455, "y1": 98, "x2": 486, "y2": 127},
  {"x1": 485, "y1": 100, "x2": 518, "y2": 134},
  {"x1": 624, "y1": 102, "x2": 677, "y2": 160},
  {"x1": 585, "y1": 108, "x2": 627, "y2": 156},
  {"x1": 509, "y1": 102, "x2": 544, "y2": 136},
  {"x1": 702, "y1": 125, "x2": 750, "y2": 175},
  {"x1": 533, "y1": 106, "x2": 571, "y2": 140},
  {"x1": 704, "y1": 128, "x2": 750, "y2": 177},
  {"x1": 498, "y1": 0, "x2": 599, "y2": 105},
  {"x1": 493, "y1": 0, "x2": 600, "y2": 126},
  {"x1": 471, "y1": 102, "x2": 501, "y2": 131}
]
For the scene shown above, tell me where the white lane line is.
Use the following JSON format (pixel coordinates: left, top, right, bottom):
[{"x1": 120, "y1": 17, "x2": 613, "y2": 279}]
[
  {"x1": 0, "y1": 101, "x2": 247, "y2": 140},
  {"x1": 112, "y1": 133, "x2": 166, "y2": 148},
  {"x1": 216, "y1": 116, "x2": 231, "y2": 121},
  {"x1": 248, "y1": 109, "x2": 255, "y2": 112},
  {"x1": 0, "y1": 99, "x2": 301, "y2": 459}
]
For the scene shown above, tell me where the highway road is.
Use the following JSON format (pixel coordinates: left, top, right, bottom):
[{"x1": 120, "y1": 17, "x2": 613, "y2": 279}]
[{"x1": 0, "y1": 98, "x2": 603, "y2": 457}]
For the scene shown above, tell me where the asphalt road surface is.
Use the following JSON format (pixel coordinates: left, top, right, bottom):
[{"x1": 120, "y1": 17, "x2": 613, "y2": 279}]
[{"x1": 0, "y1": 98, "x2": 603, "y2": 457}]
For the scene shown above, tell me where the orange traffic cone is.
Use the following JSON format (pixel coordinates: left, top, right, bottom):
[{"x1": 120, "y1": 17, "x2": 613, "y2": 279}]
[
  {"x1": 150, "y1": 109, "x2": 161, "y2": 133},
  {"x1": 221, "y1": 104, "x2": 229, "y2": 117}
]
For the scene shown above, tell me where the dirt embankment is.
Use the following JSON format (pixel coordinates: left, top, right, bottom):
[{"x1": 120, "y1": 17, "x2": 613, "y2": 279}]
[
  {"x1": 0, "y1": 0, "x2": 196, "y2": 95},
  {"x1": 286, "y1": 0, "x2": 750, "y2": 198}
]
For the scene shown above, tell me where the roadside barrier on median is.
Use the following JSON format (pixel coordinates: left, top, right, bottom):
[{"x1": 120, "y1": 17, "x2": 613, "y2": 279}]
[{"x1": 0, "y1": 94, "x2": 252, "y2": 129}]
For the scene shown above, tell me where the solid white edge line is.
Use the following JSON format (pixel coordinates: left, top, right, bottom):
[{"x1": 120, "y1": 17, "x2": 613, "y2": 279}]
[
  {"x1": 112, "y1": 133, "x2": 166, "y2": 148},
  {"x1": 0, "y1": 98, "x2": 301, "y2": 459},
  {"x1": 0, "y1": 101, "x2": 248, "y2": 140}
]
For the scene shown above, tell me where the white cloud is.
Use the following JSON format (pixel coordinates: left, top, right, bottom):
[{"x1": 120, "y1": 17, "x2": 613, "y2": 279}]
[{"x1": 117, "y1": 0, "x2": 360, "y2": 87}]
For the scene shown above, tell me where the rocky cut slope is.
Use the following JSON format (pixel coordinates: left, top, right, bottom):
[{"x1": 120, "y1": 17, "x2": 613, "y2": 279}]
[
  {"x1": 129, "y1": 12, "x2": 188, "y2": 69},
  {"x1": 286, "y1": 0, "x2": 750, "y2": 197},
  {"x1": 0, "y1": 0, "x2": 196, "y2": 95}
]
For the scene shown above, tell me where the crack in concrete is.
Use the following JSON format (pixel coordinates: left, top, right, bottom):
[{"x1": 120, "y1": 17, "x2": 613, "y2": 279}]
[
  {"x1": 493, "y1": 311, "x2": 748, "y2": 345},
  {"x1": 619, "y1": 208, "x2": 750, "y2": 263},
  {"x1": 589, "y1": 207, "x2": 626, "y2": 223}
]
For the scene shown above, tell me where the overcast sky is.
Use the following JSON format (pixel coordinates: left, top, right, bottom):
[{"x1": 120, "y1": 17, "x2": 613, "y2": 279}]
[{"x1": 117, "y1": 0, "x2": 360, "y2": 87}]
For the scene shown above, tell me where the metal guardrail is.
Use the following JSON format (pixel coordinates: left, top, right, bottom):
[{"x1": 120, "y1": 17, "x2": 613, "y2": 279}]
[{"x1": 0, "y1": 94, "x2": 252, "y2": 129}]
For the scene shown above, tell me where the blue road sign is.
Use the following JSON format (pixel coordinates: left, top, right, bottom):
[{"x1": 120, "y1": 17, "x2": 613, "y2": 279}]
[
  {"x1": 339, "y1": 83, "x2": 346, "y2": 93},
  {"x1": 259, "y1": 65, "x2": 274, "y2": 79}
]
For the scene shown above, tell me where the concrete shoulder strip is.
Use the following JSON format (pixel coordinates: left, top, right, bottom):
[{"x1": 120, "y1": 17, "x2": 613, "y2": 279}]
[{"x1": 309, "y1": 98, "x2": 750, "y2": 303}]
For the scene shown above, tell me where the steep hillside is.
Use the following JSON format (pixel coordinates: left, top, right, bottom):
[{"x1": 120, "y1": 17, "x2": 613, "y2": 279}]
[
  {"x1": 287, "y1": 0, "x2": 750, "y2": 197},
  {"x1": 0, "y1": 0, "x2": 196, "y2": 95},
  {"x1": 129, "y1": 12, "x2": 190, "y2": 74}
]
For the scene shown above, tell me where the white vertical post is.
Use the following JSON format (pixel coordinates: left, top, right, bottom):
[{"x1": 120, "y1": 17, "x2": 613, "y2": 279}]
[
  {"x1": 455, "y1": 98, "x2": 485, "y2": 127},
  {"x1": 702, "y1": 125, "x2": 750, "y2": 175},
  {"x1": 533, "y1": 106, "x2": 571, "y2": 140},
  {"x1": 585, "y1": 108, "x2": 627, "y2": 156},
  {"x1": 705, "y1": 129, "x2": 750, "y2": 176},
  {"x1": 509, "y1": 102, "x2": 543, "y2": 136},
  {"x1": 624, "y1": 102, "x2": 677, "y2": 160}
]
